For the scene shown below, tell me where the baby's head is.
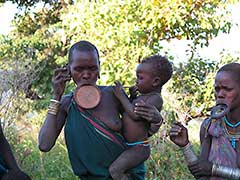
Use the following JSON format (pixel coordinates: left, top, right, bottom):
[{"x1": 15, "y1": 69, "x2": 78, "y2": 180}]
[
  {"x1": 141, "y1": 55, "x2": 173, "y2": 87},
  {"x1": 136, "y1": 55, "x2": 173, "y2": 94}
]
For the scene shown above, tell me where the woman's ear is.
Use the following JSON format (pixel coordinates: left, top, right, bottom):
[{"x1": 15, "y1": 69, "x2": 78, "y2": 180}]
[
  {"x1": 98, "y1": 72, "x2": 100, "y2": 79},
  {"x1": 66, "y1": 63, "x2": 72, "y2": 77},
  {"x1": 152, "y1": 77, "x2": 161, "y2": 87}
]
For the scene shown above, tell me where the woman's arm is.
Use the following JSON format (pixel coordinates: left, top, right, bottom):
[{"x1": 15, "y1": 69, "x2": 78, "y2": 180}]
[
  {"x1": 38, "y1": 67, "x2": 71, "y2": 152},
  {"x1": 38, "y1": 96, "x2": 70, "y2": 152},
  {"x1": 187, "y1": 121, "x2": 212, "y2": 179}
]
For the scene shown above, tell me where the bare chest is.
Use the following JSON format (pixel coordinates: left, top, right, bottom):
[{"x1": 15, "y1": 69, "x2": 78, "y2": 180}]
[{"x1": 89, "y1": 87, "x2": 122, "y2": 132}]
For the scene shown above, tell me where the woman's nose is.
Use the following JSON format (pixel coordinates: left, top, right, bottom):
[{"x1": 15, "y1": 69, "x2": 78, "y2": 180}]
[
  {"x1": 82, "y1": 71, "x2": 90, "y2": 79},
  {"x1": 217, "y1": 89, "x2": 226, "y2": 98},
  {"x1": 215, "y1": 90, "x2": 226, "y2": 102}
]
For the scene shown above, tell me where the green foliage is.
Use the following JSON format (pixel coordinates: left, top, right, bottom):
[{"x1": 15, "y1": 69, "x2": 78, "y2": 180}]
[
  {"x1": 165, "y1": 58, "x2": 217, "y2": 122},
  {"x1": 0, "y1": 0, "x2": 236, "y2": 109},
  {"x1": 147, "y1": 140, "x2": 196, "y2": 180}
]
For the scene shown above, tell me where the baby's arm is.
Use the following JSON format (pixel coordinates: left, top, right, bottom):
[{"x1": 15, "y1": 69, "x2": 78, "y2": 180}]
[{"x1": 112, "y1": 81, "x2": 138, "y2": 120}]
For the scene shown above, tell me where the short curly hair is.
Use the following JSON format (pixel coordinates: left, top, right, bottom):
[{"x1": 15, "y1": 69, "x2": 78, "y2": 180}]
[
  {"x1": 217, "y1": 62, "x2": 240, "y2": 83},
  {"x1": 141, "y1": 55, "x2": 173, "y2": 87},
  {"x1": 68, "y1": 40, "x2": 99, "y2": 64}
]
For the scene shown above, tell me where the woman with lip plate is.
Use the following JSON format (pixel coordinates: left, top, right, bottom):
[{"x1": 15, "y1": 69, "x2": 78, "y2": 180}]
[
  {"x1": 38, "y1": 40, "x2": 162, "y2": 179},
  {"x1": 169, "y1": 62, "x2": 240, "y2": 180}
]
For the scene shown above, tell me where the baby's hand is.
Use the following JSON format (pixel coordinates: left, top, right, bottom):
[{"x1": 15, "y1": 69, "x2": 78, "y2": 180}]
[
  {"x1": 113, "y1": 81, "x2": 126, "y2": 98},
  {"x1": 129, "y1": 85, "x2": 138, "y2": 100}
]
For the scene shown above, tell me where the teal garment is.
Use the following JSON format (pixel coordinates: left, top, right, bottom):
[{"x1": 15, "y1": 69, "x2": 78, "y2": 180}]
[
  {"x1": 64, "y1": 101, "x2": 146, "y2": 180},
  {"x1": 0, "y1": 155, "x2": 7, "y2": 176}
]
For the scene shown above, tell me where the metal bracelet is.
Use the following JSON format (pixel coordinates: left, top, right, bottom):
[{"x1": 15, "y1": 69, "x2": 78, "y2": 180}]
[
  {"x1": 47, "y1": 99, "x2": 60, "y2": 115},
  {"x1": 48, "y1": 108, "x2": 58, "y2": 115},
  {"x1": 50, "y1": 99, "x2": 61, "y2": 105},
  {"x1": 180, "y1": 142, "x2": 198, "y2": 164},
  {"x1": 212, "y1": 164, "x2": 240, "y2": 180}
]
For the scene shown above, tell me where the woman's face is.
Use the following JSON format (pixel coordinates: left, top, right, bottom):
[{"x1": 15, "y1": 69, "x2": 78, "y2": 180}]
[
  {"x1": 214, "y1": 71, "x2": 240, "y2": 111},
  {"x1": 70, "y1": 49, "x2": 100, "y2": 86}
]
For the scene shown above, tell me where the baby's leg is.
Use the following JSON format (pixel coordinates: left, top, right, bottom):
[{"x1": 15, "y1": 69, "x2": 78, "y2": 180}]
[{"x1": 109, "y1": 145, "x2": 150, "y2": 180}]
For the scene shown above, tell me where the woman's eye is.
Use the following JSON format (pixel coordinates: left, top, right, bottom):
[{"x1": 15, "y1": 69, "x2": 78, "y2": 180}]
[
  {"x1": 76, "y1": 68, "x2": 83, "y2": 71},
  {"x1": 90, "y1": 67, "x2": 97, "y2": 71}
]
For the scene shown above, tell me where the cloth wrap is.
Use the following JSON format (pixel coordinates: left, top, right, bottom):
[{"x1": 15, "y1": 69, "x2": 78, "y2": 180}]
[
  {"x1": 202, "y1": 117, "x2": 240, "y2": 180},
  {"x1": 64, "y1": 101, "x2": 146, "y2": 180}
]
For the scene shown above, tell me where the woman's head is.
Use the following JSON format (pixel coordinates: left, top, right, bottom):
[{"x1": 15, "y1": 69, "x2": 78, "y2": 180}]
[
  {"x1": 68, "y1": 40, "x2": 99, "y2": 64},
  {"x1": 68, "y1": 40, "x2": 100, "y2": 86},
  {"x1": 214, "y1": 62, "x2": 240, "y2": 111}
]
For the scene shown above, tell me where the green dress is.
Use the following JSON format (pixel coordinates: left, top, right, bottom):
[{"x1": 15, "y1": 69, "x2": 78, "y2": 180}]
[{"x1": 64, "y1": 101, "x2": 146, "y2": 180}]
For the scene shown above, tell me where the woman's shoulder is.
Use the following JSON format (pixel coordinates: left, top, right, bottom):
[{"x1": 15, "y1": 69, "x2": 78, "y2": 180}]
[
  {"x1": 98, "y1": 85, "x2": 113, "y2": 91},
  {"x1": 200, "y1": 117, "x2": 212, "y2": 137},
  {"x1": 201, "y1": 117, "x2": 212, "y2": 128},
  {"x1": 61, "y1": 92, "x2": 74, "y2": 112}
]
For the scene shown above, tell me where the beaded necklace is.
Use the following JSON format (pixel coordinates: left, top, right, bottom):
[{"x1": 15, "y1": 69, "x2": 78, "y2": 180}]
[
  {"x1": 224, "y1": 116, "x2": 240, "y2": 128},
  {"x1": 223, "y1": 116, "x2": 240, "y2": 149}
]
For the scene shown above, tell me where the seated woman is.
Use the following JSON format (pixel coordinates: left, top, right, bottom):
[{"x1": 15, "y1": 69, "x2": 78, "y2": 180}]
[
  {"x1": 170, "y1": 62, "x2": 240, "y2": 180},
  {"x1": 0, "y1": 124, "x2": 31, "y2": 180}
]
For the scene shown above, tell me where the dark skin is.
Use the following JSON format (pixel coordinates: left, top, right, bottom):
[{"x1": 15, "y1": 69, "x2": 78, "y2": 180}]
[
  {"x1": 38, "y1": 50, "x2": 122, "y2": 151},
  {"x1": 170, "y1": 70, "x2": 240, "y2": 179},
  {"x1": 0, "y1": 125, "x2": 31, "y2": 180},
  {"x1": 109, "y1": 62, "x2": 163, "y2": 180},
  {"x1": 38, "y1": 49, "x2": 162, "y2": 179}
]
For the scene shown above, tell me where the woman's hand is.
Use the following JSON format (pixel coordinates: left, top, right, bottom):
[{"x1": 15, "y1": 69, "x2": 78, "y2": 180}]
[
  {"x1": 52, "y1": 66, "x2": 71, "y2": 100},
  {"x1": 188, "y1": 159, "x2": 213, "y2": 179},
  {"x1": 134, "y1": 100, "x2": 162, "y2": 123},
  {"x1": 169, "y1": 121, "x2": 189, "y2": 147}
]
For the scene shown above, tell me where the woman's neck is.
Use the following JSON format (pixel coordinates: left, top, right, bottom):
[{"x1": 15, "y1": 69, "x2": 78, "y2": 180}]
[{"x1": 227, "y1": 108, "x2": 240, "y2": 123}]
